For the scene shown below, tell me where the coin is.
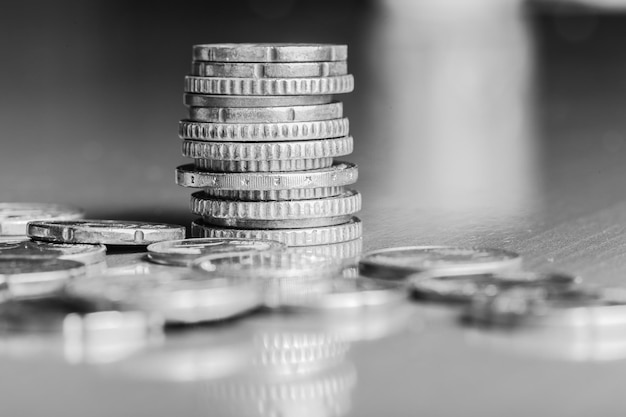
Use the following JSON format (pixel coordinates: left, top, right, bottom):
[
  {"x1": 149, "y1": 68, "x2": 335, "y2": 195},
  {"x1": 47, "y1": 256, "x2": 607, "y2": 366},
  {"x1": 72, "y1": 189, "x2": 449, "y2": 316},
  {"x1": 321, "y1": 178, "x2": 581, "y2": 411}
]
[
  {"x1": 0, "y1": 241, "x2": 107, "y2": 265},
  {"x1": 287, "y1": 238, "x2": 363, "y2": 266},
  {"x1": 0, "y1": 236, "x2": 29, "y2": 244},
  {"x1": 184, "y1": 75, "x2": 354, "y2": 96},
  {"x1": 410, "y1": 270, "x2": 580, "y2": 304},
  {"x1": 191, "y1": 217, "x2": 362, "y2": 247},
  {"x1": 202, "y1": 186, "x2": 345, "y2": 201},
  {"x1": 193, "y1": 251, "x2": 342, "y2": 309},
  {"x1": 28, "y1": 220, "x2": 186, "y2": 245},
  {"x1": 184, "y1": 94, "x2": 333, "y2": 108},
  {"x1": 188, "y1": 102, "x2": 343, "y2": 123},
  {"x1": 0, "y1": 258, "x2": 86, "y2": 298},
  {"x1": 359, "y1": 246, "x2": 522, "y2": 282},
  {"x1": 176, "y1": 161, "x2": 358, "y2": 190},
  {"x1": 191, "y1": 61, "x2": 348, "y2": 78},
  {"x1": 191, "y1": 190, "x2": 361, "y2": 224},
  {"x1": 146, "y1": 237, "x2": 286, "y2": 267},
  {"x1": 464, "y1": 286, "x2": 622, "y2": 328},
  {"x1": 67, "y1": 270, "x2": 263, "y2": 324},
  {"x1": 192, "y1": 43, "x2": 348, "y2": 62},
  {"x1": 179, "y1": 118, "x2": 349, "y2": 142},
  {"x1": 282, "y1": 277, "x2": 408, "y2": 311},
  {"x1": 183, "y1": 136, "x2": 353, "y2": 161},
  {"x1": 201, "y1": 216, "x2": 353, "y2": 229},
  {"x1": 0, "y1": 203, "x2": 84, "y2": 236},
  {"x1": 194, "y1": 157, "x2": 334, "y2": 173}
]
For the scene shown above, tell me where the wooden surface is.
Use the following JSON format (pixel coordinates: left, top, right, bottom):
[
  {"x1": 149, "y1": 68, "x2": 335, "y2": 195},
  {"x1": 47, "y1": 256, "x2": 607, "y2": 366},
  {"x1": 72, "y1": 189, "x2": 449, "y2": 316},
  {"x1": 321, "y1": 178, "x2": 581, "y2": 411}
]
[{"x1": 2, "y1": 4, "x2": 626, "y2": 416}]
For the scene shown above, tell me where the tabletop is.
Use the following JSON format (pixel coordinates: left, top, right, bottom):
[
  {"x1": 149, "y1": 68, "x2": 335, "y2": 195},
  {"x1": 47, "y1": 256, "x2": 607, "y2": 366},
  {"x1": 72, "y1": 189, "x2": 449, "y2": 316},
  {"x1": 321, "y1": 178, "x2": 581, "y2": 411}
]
[{"x1": 2, "y1": 1, "x2": 626, "y2": 416}]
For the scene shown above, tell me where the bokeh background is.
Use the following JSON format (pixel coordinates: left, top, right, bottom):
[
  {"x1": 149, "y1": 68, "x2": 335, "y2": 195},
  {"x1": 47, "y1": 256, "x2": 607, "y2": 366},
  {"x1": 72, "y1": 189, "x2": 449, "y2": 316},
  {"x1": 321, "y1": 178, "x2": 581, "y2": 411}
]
[{"x1": 1, "y1": 0, "x2": 626, "y2": 233}]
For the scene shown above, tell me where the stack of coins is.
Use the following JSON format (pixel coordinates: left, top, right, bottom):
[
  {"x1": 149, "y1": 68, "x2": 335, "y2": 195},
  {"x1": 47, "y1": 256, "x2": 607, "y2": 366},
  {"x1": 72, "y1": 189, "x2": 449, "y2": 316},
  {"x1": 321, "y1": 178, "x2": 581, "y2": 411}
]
[{"x1": 176, "y1": 43, "x2": 362, "y2": 247}]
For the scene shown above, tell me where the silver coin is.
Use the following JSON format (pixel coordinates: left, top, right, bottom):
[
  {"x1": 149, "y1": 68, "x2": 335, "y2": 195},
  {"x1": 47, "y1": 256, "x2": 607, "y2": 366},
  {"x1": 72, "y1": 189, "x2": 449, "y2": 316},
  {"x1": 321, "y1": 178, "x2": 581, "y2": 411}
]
[
  {"x1": 191, "y1": 61, "x2": 348, "y2": 78},
  {"x1": 184, "y1": 94, "x2": 333, "y2": 108},
  {"x1": 146, "y1": 237, "x2": 286, "y2": 267},
  {"x1": 0, "y1": 203, "x2": 84, "y2": 236},
  {"x1": 191, "y1": 216, "x2": 363, "y2": 247},
  {"x1": 282, "y1": 277, "x2": 408, "y2": 311},
  {"x1": 184, "y1": 75, "x2": 354, "y2": 96},
  {"x1": 410, "y1": 270, "x2": 580, "y2": 304},
  {"x1": 28, "y1": 220, "x2": 186, "y2": 245},
  {"x1": 193, "y1": 251, "x2": 342, "y2": 309},
  {"x1": 359, "y1": 246, "x2": 522, "y2": 282},
  {"x1": 202, "y1": 186, "x2": 345, "y2": 201},
  {"x1": 182, "y1": 136, "x2": 353, "y2": 161},
  {"x1": 192, "y1": 43, "x2": 347, "y2": 62},
  {"x1": 0, "y1": 241, "x2": 106, "y2": 265},
  {"x1": 464, "y1": 285, "x2": 620, "y2": 328},
  {"x1": 188, "y1": 102, "x2": 343, "y2": 123},
  {"x1": 194, "y1": 157, "x2": 334, "y2": 173},
  {"x1": 176, "y1": 161, "x2": 358, "y2": 190},
  {"x1": 191, "y1": 190, "x2": 361, "y2": 222},
  {"x1": 201, "y1": 215, "x2": 353, "y2": 229},
  {"x1": 67, "y1": 270, "x2": 263, "y2": 324},
  {"x1": 287, "y1": 239, "x2": 363, "y2": 266},
  {"x1": 0, "y1": 258, "x2": 86, "y2": 298},
  {"x1": 179, "y1": 118, "x2": 350, "y2": 142}
]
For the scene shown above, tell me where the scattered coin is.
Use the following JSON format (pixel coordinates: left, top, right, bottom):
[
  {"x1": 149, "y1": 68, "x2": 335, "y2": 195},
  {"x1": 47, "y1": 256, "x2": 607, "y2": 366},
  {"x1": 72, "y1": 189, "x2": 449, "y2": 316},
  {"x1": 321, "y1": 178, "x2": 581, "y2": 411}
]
[
  {"x1": 188, "y1": 102, "x2": 343, "y2": 123},
  {"x1": 0, "y1": 202, "x2": 84, "y2": 236},
  {"x1": 146, "y1": 237, "x2": 286, "y2": 267},
  {"x1": 0, "y1": 258, "x2": 86, "y2": 298},
  {"x1": 191, "y1": 216, "x2": 363, "y2": 246},
  {"x1": 359, "y1": 246, "x2": 522, "y2": 282},
  {"x1": 0, "y1": 240, "x2": 107, "y2": 265},
  {"x1": 410, "y1": 270, "x2": 580, "y2": 304},
  {"x1": 282, "y1": 277, "x2": 409, "y2": 311},
  {"x1": 192, "y1": 43, "x2": 348, "y2": 63},
  {"x1": 191, "y1": 61, "x2": 348, "y2": 78},
  {"x1": 67, "y1": 270, "x2": 263, "y2": 324},
  {"x1": 28, "y1": 220, "x2": 186, "y2": 245}
]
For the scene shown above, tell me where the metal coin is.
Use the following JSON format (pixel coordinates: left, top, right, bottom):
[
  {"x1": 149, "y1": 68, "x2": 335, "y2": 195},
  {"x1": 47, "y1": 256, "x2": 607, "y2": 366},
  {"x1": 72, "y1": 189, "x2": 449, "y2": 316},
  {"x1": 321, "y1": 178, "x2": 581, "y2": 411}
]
[
  {"x1": 184, "y1": 94, "x2": 333, "y2": 108},
  {"x1": 201, "y1": 216, "x2": 353, "y2": 229},
  {"x1": 287, "y1": 238, "x2": 363, "y2": 266},
  {"x1": 184, "y1": 75, "x2": 354, "y2": 96},
  {"x1": 410, "y1": 270, "x2": 580, "y2": 304},
  {"x1": 146, "y1": 237, "x2": 286, "y2": 267},
  {"x1": 176, "y1": 161, "x2": 358, "y2": 190},
  {"x1": 28, "y1": 220, "x2": 186, "y2": 245},
  {"x1": 188, "y1": 102, "x2": 343, "y2": 123},
  {"x1": 193, "y1": 251, "x2": 342, "y2": 309},
  {"x1": 0, "y1": 202, "x2": 84, "y2": 236},
  {"x1": 191, "y1": 61, "x2": 348, "y2": 78},
  {"x1": 0, "y1": 240, "x2": 106, "y2": 265},
  {"x1": 191, "y1": 216, "x2": 363, "y2": 247},
  {"x1": 202, "y1": 186, "x2": 345, "y2": 201},
  {"x1": 191, "y1": 190, "x2": 361, "y2": 223},
  {"x1": 359, "y1": 246, "x2": 522, "y2": 282},
  {"x1": 464, "y1": 285, "x2": 624, "y2": 328},
  {"x1": 194, "y1": 157, "x2": 334, "y2": 173},
  {"x1": 0, "y1": 258, "x2": 86, "y2": 298},
  {"x1": 282, "y1": 277, "x2": 409, "y2": 311},
  {"x1": 179, "y1": 118, "x2": 350, "y2": 142},
  {"x1": 182, "y1": 136, "x2": 353, "y2": 161},
  {"x1": 192, "y1": 43, "x2": 348, "y2": 62},
  {"x1": 67, "y1": 270, "x2": 263, "y2": 324}
]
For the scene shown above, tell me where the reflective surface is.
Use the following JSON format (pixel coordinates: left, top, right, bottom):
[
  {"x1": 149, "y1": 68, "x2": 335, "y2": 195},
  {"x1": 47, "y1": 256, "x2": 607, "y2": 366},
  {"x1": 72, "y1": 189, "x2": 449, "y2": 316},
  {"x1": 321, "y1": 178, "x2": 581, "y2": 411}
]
[{"x1": 3, "y1": 1, "x2": 626, "y2": 415}]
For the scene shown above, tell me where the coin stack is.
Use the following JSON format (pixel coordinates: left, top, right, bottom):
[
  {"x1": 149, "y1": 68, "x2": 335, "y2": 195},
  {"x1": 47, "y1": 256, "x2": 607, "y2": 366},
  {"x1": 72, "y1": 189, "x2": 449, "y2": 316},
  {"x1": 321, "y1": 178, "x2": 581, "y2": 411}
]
[{"x1": 176, "y1": 43, "x2": 362, "y2": 247}]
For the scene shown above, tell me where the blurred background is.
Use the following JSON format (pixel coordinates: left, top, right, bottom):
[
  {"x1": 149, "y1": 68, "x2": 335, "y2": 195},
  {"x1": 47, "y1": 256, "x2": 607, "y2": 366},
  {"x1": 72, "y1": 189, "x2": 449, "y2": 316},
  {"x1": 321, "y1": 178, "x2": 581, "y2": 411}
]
[{"x1": 2, "y1": 0, "x2": 626, "y2": 227}]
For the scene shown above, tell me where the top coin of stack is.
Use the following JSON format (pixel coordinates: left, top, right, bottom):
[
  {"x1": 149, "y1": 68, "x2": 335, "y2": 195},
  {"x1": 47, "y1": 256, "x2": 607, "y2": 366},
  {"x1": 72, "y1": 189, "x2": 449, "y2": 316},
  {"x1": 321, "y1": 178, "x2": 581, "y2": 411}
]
[{"x1": 177, "y1": 43, "x2": 362, "y2": 246}]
